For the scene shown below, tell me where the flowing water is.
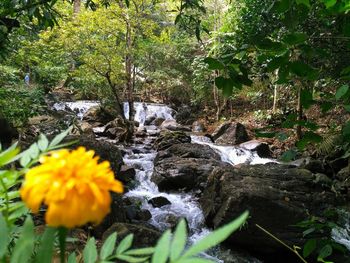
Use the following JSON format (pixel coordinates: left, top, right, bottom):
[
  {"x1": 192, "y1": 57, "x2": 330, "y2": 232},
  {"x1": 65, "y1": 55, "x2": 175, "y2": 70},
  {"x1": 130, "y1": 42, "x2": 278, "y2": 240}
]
[{"x1": 53, "y1": 101, "x2": 350, "y2": 262}]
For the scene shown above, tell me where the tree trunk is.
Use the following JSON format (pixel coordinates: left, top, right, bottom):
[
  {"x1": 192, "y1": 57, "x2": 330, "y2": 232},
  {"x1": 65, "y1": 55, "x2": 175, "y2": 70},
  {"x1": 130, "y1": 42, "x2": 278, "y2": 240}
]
[
  {"x1": 73, "y1": 0, "x2": 81, "y2": 16},
  {"x1": 272, "y1": 69, "x2": 279, "y2": 113},
  {"x1": 297, "y1": 85, "x2": 302, "y2": 140},
  {"x1": 106, "y1": 73, "x2": 125, "y2": 119},
  {"x1": 125, "y1": 19, "x2": 134, "y2": 122}
]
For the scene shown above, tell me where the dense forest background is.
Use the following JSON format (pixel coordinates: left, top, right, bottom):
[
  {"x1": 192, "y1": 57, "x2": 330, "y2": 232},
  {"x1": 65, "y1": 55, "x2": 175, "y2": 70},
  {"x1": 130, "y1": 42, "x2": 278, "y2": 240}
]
[{"x1": 1, "y1": 0, "x2": 350, "y2": 158}]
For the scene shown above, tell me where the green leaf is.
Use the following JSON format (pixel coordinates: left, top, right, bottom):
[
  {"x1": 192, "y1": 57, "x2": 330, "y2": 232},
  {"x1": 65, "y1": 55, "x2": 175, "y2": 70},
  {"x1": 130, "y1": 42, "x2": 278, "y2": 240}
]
[
  {"x1": 344, "y1": 105, "x2": 350, "y2": 112},
  {"x1": 300, "y1": 89, "x2": 314, "y2": 109},
  {"x1": 203, "y1": 57, "x2": 225, "y2": 70},
  {"x1": 266, "y1": 55, "x2": 289, "y2": 72},
  {"x1": 296, "y1": 0, "x2": 310, "y2": 8},
  {"x1": 34, "y1": 227, "x2": 57, "y2": 263},
  {"x1": 335, "y1": 85, "x2": 349, "y2": 100},
  {"x1": 124, "y1": 247, "x2": 155, "y2": 256},
  {"x1": 10, "y1": 216, "x2": 35, "y2": 263},
  {"x1": 256, "y1": 38, "x2": 286, "y2": 52},
  {"x1": 215, "y1": 77, "x2": 234, "y2": 96},
  {"x1": 0, "y1": 213, "x2": 9, "y2": 258},
  {"x1": 303, "y1": 227, "x2": 315, "y2": 237},
  {"x1": 323, "y1": 0, "x2": 337, "y2": 9},
  {"x1": 83, "y1": 237, "x2": 98, "y2": 263},
  {"x1": 0, "y1": 143, "x2": 20, "y2": 167},
  {"x1": 67, "y1": 252, "x2": 77, "y2": 263},
  {"x1": 303, "y1": 239, "x2": 317, "y2": 258},
  {"x1": 20, "y1": 149, "x2": 32, "y2": 168},
  {"x1": 296, "y1": 132, "x2": 322, "y2": 150},
  {"x1": 151, "y1": 230, "x2": 171, "y2": 263},
  {"x1": 176, "y1": 258, "x2": 214, "y2": 263},
  {"x1": 320, "y1": 102, "x2": 334, "y2": 113},
  {"x1": 101, "y1": 232, "x2": 117, "y2": 260},
  {"x1": 283, "y1": 32, "x2": 308, "y2": 45},
  {"x1": 37, "y1": 134, "x2": 49, "y2": 152},
  {"x1": 181, "y1": 211, "x2": 249, "y2": 259},
  {"x1": 116, "y1": 234, "x2": 133, "y2": 255},
  {"x1": 342, "y1": 121, "x2": 350, "y2": 140},
  {"x1": 28, "y1": 143, "x2": 40, "y2": 159},
  {"x1": 117, "y1": 255, "x2": 149, "y2": 263},
  {"x1": 289, "y1": 61, "x2": 318, "y2": 80},
  {"x1": 280, "y1": 149, "x2": 297, "y2": 162},
  {"x1": 272, "y1": 0, "x2": 293, "y2": 13},
  {"x1": 48, "y1": 127, "x2": 72, "y2": 149},
  {"x1": 170, "y1": 219, "x2": 187, "y2": 261},
  {"x1": 317, "y1": 244, "x2": 332, "y2": 260}
]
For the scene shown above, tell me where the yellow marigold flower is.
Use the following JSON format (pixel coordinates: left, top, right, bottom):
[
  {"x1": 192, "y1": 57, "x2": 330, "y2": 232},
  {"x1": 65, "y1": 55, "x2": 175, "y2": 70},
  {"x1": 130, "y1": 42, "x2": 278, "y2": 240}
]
[{"x1": 20, "y1": 147, "x2": 123, "y2": 228}]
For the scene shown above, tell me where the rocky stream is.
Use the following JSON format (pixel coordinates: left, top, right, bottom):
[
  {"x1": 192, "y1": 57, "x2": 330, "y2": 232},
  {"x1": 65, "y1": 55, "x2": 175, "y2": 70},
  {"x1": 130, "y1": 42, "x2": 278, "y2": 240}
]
[{"x1": 3, "y1": 97, "x2": 350, "y2": 262}]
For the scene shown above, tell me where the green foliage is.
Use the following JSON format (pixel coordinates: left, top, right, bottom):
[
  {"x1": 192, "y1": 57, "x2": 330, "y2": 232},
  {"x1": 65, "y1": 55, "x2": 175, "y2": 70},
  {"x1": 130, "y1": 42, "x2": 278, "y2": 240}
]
[
  {"x1": 67, "y1": 211, "x2": 249, "y2": 263},
  {"x1": 0, "y1": 86, "x2": 45, "y2": 126},
  {"x1": 296, "y1": 210, "x2": 347, "y2": 262}
]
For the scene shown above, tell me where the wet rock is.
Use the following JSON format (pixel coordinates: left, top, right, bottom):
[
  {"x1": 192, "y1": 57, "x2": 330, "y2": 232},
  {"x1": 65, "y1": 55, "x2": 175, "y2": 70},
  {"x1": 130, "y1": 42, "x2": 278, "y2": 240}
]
[
  {"x1": 154, "y1": 131, "x2": 191, "y2": 151},
  {"x1": 152, "y1": 143, "x2": 229, "y2": 191},
  {"x1": 165, "y1": 214, "x2": 179, "y2": 229},
  {"x1": 0, "y1": 118, "x2": 18, "y2": 148},
  {"x1": 148, "y1": 196, "x2": 171, "y2": 207},
  {"x1": 212, "y1": 122, "x2": 249, "y2": 145},
  {"x1": 93, "y1": 194, "x2": 127, "y2": 238},
  {"x1": 239, "y1": 140, "x2": 272, "y2": 158},
  {"x1": 144, "y1": 115, "x2": 156, "y2": 125},
  {"x1": 301, "y1": 159, "x2": 326, "y2": 174},
  {"x1": 160, "y1": 119, "x2": 191, "y2": 132},
  {"x1": 200, "y1": 163, "x2": 342, "y2": 256},
  {"x1": 329, "y1": 157, "x2": 349, "y2": 174},
  {"x1": 102, "y1": 223, "x2": 161, "y2": 248},
  {"x1": 102, "y1": 117, "x2": 133, "y2": 142},
  {"x1": 119, "y1": 165, "x2": 136, "y2": 185},
  {"x1": 82, "y1": 106, "x2": 115, "y2": 126},
  {"x1": 164, "y1": 143, "x2": 221, "y2": 160},
  {"x1": 154, "y1": 117, "x2": 165, "y2": 126},
  {"x1": 192, "y1": 120, "x2": 206, "y2": 133},
  {"x1": 136, "y1": 209, "x2": 152, "y2": 221},
  {"x1": 336, "y1": 167, "x2": 349, "y2": 181},
  {"x1": 19, "y1": 115, "x2": 68, "y2": 148},
  {"x1": 175, "y1": 105, "x2": 196, "y2": 125}
]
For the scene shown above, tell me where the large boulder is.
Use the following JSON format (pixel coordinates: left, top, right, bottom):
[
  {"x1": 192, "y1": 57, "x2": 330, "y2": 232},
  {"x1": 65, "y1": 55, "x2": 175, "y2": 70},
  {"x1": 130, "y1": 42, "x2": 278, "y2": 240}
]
[
  {"x1": 239, "y1": 140, "x2": 272, "y2": 158},
  {"x1": 152, "y1": 143, "x2": 229, "y2": 191},
  {"x1": 212, "y1": 122, "x2": 249, "y2": 145},
  {"x1": 192, "y1": 120, "x2": 206, "y2": 133},
  {"x1": 160, "y1": 119, "x2": 191, "y2": 132},
  {"x1": 175, "y1": 105, "x2": 196, "y2": 125},
  {"x1": 82, "y1": 106, "x2": 115, "y2": 126},
  {"x1": 0, "y1": 118, "x2": 18, "y2": 148},
  {"x1": 101, "y1": 117, "x2": 133, "y2": 142},
  {"x1": 200, "y1": 163, "x2": 342, "y2": 256},
  {"x1": 153, "y1": 131, "x2": 191, "y2": 151}
]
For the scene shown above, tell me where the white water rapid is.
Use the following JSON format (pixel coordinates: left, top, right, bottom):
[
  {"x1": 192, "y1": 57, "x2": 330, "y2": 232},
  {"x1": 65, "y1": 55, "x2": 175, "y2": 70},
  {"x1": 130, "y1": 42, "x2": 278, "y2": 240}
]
[{"x1": 53, "y1": 101, "x2": 269, "y2": 262}]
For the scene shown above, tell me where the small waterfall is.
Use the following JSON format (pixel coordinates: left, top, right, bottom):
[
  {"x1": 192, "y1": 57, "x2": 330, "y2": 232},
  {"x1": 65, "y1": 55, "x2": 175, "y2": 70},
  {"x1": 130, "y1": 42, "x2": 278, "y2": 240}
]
[
  {"x1": 52, "y1": 101, "x2": 99, "y2": 120},
  {"x1": 53, "y1": 100, "x2": 175, "y2": 125},
  {"x1": 191, "y1": 135, "x2": 276, "y2": 165},
  {"x1": 332, "y1": 210, "x2": 350, "y2": 251},
  {"x1": 123, "y1": 102, "x2": 175, "y2": 125}
]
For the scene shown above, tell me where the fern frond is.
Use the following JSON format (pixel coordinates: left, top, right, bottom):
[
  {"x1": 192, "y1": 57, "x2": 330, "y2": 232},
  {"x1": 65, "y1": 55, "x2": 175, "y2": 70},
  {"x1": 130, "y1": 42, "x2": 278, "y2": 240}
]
[{"x1": 317, "y1": 134, "x2": 342, "y2": 156}]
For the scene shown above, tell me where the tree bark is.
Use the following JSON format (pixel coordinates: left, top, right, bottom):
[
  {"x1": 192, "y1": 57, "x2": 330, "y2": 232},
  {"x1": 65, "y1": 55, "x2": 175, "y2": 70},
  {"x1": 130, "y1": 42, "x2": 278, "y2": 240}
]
[
  {"x1": 297, "y1": 85, "x2": 303, "y2": 140},
  {"x1": 106, "y1": 73, "x2": 125, "y2": 119},
  {"x1": 73, "y1": 0, "x2": 81, "y2": 16}
]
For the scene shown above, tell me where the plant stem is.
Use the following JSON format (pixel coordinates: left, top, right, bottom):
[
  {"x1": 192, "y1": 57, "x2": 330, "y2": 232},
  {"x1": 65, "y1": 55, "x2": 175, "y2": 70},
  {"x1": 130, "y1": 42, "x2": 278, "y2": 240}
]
[
  {"x1": 255, "y1": 224, "x2": 308, "y2": 263},
  {"x1": 58, "y1": 227, "x2": 68, "y2": 263},
  {"x1": 0, "y1": 176, "x2": 10, "y2": 226}
]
